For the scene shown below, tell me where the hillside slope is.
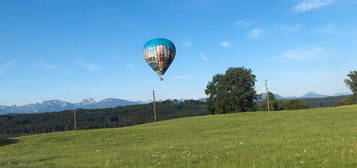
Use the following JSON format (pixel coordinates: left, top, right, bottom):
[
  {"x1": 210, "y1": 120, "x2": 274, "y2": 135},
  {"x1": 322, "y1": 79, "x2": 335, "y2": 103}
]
[{"x1": 1, "y1": 105, "x2": 357, "y2": 168}]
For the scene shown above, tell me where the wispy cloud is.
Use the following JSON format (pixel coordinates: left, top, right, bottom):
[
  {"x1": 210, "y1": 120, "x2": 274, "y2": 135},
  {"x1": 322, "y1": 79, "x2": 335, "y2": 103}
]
[
  {"x1": 221, "y1": 41, "x2": 231, "y2": 48},
  {"x1": 294, "y1": 0, "x2": 337, "y2": 12},
  {"x1": 234, "y1": 20, "x2": 251, "y2": 27},
  {"x1": 77, "y1": 59, "x2": 100, "y2": 72},
  {"x1": 278, "y1": 24, "x2": 302, "y2": 34},
  {"x1": 198, "y1": 52, "x2": 208, "y2": 62},
  {"x1": 0, "y1": 59, "x2": 18, "y2": 73},
  {"x1": 316, "y1": 23, "x2": 341, "y2": 35},
  {"x1": 248, "y1": 29, "x2": 264, "y2": 39},
  {"x1": 180, "y1": 40, "x2": 193, "y2": 47},
  {"x1": 281, "y1": 47, "x2": 328, "y2": 60},
  {"x1": 172, "y1": 75, "x2": 191, "y2": 80},
  {"x1": 37, "y1": 62, "x2": 71, "y2": 73},
  {"x1": 126, "y1": 62, "x2": 137, "y2": 71}
]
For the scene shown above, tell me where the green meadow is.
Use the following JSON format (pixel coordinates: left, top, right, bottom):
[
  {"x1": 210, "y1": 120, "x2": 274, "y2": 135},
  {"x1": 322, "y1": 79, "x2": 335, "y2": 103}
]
[{"x1": 1, "y1": 105, "x2": 357, "y2": 168}]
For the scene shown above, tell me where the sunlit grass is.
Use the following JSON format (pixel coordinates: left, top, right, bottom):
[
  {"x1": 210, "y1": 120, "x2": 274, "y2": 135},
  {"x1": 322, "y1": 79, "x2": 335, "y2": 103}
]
[{"x1": 1, "y1": 105, "x2": 357, "y2": 168}]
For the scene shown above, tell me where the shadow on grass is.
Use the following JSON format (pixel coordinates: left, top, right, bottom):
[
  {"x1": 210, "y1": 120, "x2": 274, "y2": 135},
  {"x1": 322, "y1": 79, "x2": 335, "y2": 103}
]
[{"x1": 0, "y1": 138, "x2": 18, "y2": 147}]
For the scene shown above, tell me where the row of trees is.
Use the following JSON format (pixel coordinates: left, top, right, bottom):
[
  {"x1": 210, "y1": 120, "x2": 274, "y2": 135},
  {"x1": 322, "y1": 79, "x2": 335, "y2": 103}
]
[{"x1": 205, "y1": 67, "x2": 357, "y2": 114}]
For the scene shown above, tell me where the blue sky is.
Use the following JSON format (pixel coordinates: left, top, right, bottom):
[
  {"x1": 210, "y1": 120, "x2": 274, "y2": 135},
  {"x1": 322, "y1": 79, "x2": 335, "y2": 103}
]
[{"x1": 0, "y1": 0, "x2": 356, "y2": 105}]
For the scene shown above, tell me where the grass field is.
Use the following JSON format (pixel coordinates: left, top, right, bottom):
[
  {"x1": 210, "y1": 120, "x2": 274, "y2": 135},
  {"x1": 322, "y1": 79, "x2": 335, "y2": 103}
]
[{"x1": 1, "y1": 105, "x2": 357, "y2": 168}]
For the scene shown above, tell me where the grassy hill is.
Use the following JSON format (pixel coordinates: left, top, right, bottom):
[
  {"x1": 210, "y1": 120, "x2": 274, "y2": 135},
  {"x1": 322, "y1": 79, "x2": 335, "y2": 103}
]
[{"x1": 1, "y1": 105, "x2": 357, "y2": 168}]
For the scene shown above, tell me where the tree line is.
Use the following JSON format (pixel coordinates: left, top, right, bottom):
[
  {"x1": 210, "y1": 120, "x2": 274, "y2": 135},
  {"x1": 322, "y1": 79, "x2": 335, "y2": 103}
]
[
  {"x1": 205, "y1": 67, "x2": 357, "y2": 114},
  {"x1": 0, "y1": 100, "x2": 208, "y2": 137}
]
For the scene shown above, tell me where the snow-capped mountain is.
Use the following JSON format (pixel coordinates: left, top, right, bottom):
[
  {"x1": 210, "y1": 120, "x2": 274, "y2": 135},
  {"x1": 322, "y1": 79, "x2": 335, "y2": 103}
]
[
  {"x1": 75, "y1": 98, "x2": 97, "y2": 106},
  {"x1": 0, "y1": 98, "x2": 145, "y2": 115},
  {"x1": 80, "y1": 98, "x2": 143, "y2": 109}
]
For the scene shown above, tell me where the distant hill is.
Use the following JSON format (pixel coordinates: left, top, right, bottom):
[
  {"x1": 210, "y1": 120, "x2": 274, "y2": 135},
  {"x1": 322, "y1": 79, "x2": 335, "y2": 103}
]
[
  {"x1": 301, "y1": 95, "x2": 349, "y2": 108},
  {"x1": 257, "y1": 92, "x2": 351, "y2": 107},
  {"x1": 300, "y1": 92, "x2": 328, "y2": 99},
  {"x1": 258, "y1": 91, "x2": 348, "y2": 100},
  {"x1": 198, "y1": 98, "x2": 208, "y2": 102},
  {"x1": 333, "y1": 92, "x2": 352, "y2": 96},
  {"x1": 0, "y1": 98, "x2": 144, "y2": 115},
  {"x1": 80, "y1": 98, "x2": 144, "y2": 109},
  {"x1": 258, "y1": 93, "x2": 297, "y2": 100}
]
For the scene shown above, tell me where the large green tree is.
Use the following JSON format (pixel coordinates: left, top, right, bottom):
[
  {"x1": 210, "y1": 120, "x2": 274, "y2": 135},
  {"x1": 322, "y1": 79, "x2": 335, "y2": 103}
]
[
  {"x1": 205, "y1": 67, "x2": 257, "y2": 114},
  {"x1": 345, "y1": 71, "x2": 357, "y2": 95}
]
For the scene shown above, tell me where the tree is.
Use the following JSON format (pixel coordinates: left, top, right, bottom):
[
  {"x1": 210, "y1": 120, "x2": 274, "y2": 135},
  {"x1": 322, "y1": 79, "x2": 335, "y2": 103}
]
[
  {"x1": 338, "y1": 94, "x2": 357, "y2": 106},
  {"x1": 257, "y1": 92, "x2": 277, "y2": 111},
  {"x1": 257, "y1": 92, "x2": 276, "y2": 102},
  {"x1": 205, "y1": 67, "x2": 257, "y2": 114},
  {"x1": 266, "y1": 92, "x2": 276, "y2": 102},
  {"x1": 345, "y1": 71, "x2": 357, "y2": 95}
]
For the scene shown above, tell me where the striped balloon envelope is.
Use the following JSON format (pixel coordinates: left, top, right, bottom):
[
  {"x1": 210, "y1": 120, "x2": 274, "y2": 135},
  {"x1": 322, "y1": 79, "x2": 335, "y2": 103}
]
[{"x1": 143, "y1": 38, "x2": 176, "y2": 81}]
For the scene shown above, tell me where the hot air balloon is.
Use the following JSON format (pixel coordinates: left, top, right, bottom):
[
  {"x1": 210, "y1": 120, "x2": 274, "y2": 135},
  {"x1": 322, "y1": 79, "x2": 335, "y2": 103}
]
[{"x1": 143, "y1": 38, "x2": 176, "y2": 81}]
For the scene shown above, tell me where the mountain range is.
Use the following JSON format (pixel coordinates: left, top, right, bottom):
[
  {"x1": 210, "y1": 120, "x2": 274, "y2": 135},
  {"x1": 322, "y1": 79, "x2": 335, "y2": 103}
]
[
  {"x1": 0, "y1": 98, "x2": 144, "y2": 115},
  {"x1": 0, "y1": 92, "x2": 351, "y2": 115}
]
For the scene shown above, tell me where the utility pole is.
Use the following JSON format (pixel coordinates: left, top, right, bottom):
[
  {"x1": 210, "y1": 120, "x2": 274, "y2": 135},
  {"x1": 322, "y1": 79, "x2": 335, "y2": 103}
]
[
  {"x1": 265, "y1": 80, "x2": 272, "y2": 120},
  {"x1": 73, "y1": 110, "x2": 77, "y2": 130},
  {"x1": 152, "y1": 90, "x2": 157, "y2": 122}
]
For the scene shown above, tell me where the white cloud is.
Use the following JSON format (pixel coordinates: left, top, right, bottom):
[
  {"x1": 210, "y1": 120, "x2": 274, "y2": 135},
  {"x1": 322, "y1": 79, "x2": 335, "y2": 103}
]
[
  {"x1": 172, "y1": 75, "x2": 191, "y2": 80},
  {"x1": 37, "y1": 62, "x2": 71, "y2": 73},
  {"x1": 294, "y1": 0, "x2": 337, "y2": 12},
  {"x1": 77, "y1": 59, "x2": 100, "y2": 72},
  {"x1": 281, "y1": 47, "x2": 328, "y2": 60},
  {"x1": 198, "y1": 52, "x2": 208, "y2": 61},
  {"x1": 234, "y1": 20, "x2": 251, "y2": 27},
  {"x1": 221, "y1": 41, "x2": 231, "y2": 48},
  {"x1": 0, "y1": 59, "x2": 18, "y2": 73},
  {"x1": 248, "y1": 29, "x2": 264, "y2": 39}
]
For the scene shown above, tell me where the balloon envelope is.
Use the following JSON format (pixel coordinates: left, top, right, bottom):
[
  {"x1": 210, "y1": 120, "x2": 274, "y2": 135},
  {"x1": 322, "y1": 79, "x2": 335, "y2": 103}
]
[{"x1": 143, "y1": 38, "x2": 176, "y2": 80}]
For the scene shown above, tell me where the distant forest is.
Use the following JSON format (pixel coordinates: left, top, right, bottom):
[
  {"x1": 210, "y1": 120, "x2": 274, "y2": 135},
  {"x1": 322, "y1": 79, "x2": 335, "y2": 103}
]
[
  {"x1": 302, "y1": 95, "x2": 349, "y2": 108},
  {"x1": 0, "y1": 100, "x2": 208, "y2": 137},
  {"x1": 0, "y1": 96, "x2": 350, "y2": 137}
]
